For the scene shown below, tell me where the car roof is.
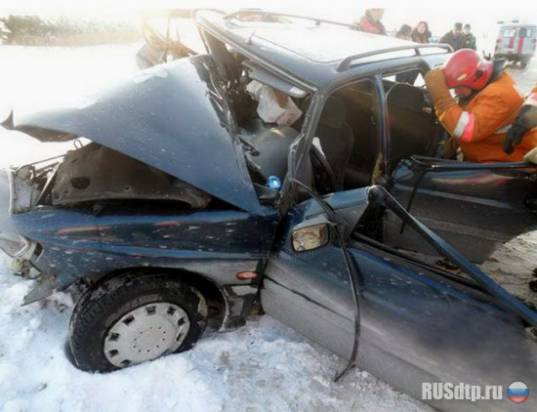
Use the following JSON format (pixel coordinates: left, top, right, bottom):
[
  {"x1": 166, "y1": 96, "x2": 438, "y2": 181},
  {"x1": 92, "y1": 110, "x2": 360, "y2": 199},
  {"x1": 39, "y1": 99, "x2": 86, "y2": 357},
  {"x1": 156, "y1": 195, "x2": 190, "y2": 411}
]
[{"x1": 196, "y1": 10, "x2": 450, "y2": 90}]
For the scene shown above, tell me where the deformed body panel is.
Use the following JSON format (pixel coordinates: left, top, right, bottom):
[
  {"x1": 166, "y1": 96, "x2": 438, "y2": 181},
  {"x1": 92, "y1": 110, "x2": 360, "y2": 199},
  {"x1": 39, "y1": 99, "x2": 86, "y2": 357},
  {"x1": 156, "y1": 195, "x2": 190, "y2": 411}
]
[
  {"x1": 262, "y1": 186, "x2": 537, "y2": 412},
  {"x1": 388, "y1": 159, "x2": 537, "y2": 263},
  {"x1": 9, "y1": 204, "x2": 278, "y2": 289},
  {"x1": 4, "y1": 55, "x2": 264, "y2": 215}
]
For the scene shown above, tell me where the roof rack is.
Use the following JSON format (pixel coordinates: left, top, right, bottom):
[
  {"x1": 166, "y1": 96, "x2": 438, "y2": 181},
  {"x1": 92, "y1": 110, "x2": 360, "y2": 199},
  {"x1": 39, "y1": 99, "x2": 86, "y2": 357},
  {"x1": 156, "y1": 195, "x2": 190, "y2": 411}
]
[
  {"x1": 223, "y1": 9, "x2": 357, "y2": 30},
  {"x1": 337, "y1": 44, "x2": 452, "y2": 72}
]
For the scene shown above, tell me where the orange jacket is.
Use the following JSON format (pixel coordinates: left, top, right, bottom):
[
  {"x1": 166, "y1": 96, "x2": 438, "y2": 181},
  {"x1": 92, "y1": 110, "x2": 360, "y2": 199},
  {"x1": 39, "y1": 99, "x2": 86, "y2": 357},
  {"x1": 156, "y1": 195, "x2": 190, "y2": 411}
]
[{"x1": 436, "y1": 73, "x2": 537, "y2": 162}]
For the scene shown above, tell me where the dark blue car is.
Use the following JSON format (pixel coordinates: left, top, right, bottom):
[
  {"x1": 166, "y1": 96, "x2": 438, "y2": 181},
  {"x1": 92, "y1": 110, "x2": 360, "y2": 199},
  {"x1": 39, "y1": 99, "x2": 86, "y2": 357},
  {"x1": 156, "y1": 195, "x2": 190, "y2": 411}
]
[{"x1": 1, "y1": 10, "x2": 537, "y2": 411}]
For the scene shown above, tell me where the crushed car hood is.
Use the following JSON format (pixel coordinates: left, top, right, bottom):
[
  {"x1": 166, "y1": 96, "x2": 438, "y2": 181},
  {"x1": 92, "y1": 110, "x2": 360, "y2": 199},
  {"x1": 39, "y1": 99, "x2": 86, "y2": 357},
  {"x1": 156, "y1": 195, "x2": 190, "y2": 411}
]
[{"x1": 2, "y1": 55, "x2": 265, "y2": 215}]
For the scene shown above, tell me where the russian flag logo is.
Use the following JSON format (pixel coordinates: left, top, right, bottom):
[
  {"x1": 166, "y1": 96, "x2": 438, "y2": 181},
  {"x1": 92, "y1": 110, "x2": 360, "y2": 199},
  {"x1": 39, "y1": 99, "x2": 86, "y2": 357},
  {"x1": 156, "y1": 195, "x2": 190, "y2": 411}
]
[{"x1": 507, "y1": 382, "x2": 529, "y2": 404}]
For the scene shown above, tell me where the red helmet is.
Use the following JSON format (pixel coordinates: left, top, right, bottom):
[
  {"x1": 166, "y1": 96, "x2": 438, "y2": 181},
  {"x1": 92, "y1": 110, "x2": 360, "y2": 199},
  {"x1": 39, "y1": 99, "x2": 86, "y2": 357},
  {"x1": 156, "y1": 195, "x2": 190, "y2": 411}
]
[{"x1": 442, "y1": 49, "x2": 494, "y2": 91}]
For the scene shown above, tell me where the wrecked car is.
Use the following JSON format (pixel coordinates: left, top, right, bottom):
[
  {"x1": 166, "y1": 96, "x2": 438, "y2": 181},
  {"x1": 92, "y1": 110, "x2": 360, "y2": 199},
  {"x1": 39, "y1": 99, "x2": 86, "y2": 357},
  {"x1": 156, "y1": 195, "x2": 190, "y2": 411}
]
[{"x1": 1, "y1": 10, "x2": 537, "y2": 412}]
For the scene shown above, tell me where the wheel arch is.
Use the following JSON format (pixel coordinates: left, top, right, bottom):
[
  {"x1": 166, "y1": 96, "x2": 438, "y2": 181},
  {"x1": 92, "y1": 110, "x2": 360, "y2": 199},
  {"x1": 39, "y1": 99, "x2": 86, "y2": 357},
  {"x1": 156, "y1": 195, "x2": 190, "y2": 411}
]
[{"x1": 78, "y1": 266, "x2": 228, "y2": 331}]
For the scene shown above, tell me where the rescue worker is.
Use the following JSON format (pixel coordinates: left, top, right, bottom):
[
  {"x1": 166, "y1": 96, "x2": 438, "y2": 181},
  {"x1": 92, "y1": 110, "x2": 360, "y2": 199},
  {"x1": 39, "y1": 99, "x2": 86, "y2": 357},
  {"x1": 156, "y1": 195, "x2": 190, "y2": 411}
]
[
  {"x1": 503, "y1": 85, "x2": 537, "y2": 162},
  {"x1": 425, "y1": 49, "x2": 537, "y2": 162},
  {"x1": 356, "y1": 9, "x2": 386, "y2": 35},
  {"x1": 440, "y1": 23, "x2": 465, "y2": 51}
]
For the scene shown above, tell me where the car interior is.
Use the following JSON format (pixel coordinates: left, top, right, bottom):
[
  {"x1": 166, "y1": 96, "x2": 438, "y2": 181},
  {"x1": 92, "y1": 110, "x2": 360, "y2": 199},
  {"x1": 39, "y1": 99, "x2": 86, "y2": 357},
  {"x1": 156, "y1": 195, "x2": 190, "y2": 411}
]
[
  {"x1": 238, "y1": 79, "x2": 444, "y2": 201},
  {"x1": 200, "y1": 31, "x2": 447, "y2": 199},
  {"x1": 308, "y1": 73, "x2": 443, "y2": 189}
]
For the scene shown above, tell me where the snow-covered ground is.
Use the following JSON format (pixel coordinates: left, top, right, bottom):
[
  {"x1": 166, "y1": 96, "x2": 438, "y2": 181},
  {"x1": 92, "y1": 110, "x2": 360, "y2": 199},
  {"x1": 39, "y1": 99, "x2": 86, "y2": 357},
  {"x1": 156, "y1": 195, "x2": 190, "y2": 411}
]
[
  {"x1": 0, "y1": 45, "x2": 430, "y2": 412},
  {"x1": 0, "y1": 254, "x2": 429, "y2": 412},
  {"x1": 1, "y1": 44, "x2": 537, "y2": 412}
]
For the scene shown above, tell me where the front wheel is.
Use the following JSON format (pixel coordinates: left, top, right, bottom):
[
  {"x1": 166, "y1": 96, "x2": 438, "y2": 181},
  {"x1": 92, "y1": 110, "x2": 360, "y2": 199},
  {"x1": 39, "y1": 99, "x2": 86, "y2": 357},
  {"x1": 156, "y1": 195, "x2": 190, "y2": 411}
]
[{"x1": 69, "y1": 272, "x2": 208, "y2": 372}]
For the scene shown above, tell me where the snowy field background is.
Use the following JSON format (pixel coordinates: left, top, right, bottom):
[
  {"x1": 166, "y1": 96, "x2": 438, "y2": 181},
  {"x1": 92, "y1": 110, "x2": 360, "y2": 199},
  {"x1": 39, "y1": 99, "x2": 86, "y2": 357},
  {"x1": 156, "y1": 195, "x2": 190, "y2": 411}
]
[{"x1": 0, "y1": 44, "x2": 536, "y2": 412}]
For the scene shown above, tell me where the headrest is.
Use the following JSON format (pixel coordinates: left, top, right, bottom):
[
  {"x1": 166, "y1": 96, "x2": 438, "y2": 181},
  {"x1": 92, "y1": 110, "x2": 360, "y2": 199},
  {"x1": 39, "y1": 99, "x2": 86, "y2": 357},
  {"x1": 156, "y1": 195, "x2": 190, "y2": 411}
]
[
  {"x1": 319, "y1": 96, "x2": 347, "y2": 129},
  {"x1": 387, "y1": 83, "x2": 424, "y2": 111}
]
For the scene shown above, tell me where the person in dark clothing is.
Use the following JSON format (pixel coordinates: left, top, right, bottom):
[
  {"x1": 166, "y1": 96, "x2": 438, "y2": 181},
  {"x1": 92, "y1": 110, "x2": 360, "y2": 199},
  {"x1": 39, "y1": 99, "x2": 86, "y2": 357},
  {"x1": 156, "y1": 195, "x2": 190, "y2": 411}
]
[
  {"x1": 411, "y1": 21, "x2": 431, "y2": 43},
  {"x1": 356, "y1": 8, "x2": 386, "y2": 35},
  {"x1": 396, "y1": 24, "x2": 412, "y2": 40},
  {"x1": 462, "y1": 24, "x2": 477, "y2": 50},
  {"x1": 440, "y1": 22, "x2": 465, "y2": 51}
]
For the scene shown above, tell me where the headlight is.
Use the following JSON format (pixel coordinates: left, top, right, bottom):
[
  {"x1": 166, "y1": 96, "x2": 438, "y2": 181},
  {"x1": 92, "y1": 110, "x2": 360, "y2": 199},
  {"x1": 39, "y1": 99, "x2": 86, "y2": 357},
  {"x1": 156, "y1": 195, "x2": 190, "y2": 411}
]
[{"x1": 0, "y1": 232, "x2": 31, "y2": 257}]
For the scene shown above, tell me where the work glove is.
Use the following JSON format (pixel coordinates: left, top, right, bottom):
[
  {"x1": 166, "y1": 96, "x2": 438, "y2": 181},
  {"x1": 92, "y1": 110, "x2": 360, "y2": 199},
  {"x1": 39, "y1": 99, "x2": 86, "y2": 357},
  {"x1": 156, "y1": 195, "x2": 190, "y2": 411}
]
[
  {"x1": 503, "y1": 104, "x2": 537, "y2": 154},
  {"x1": 425, "y1": 69, "x2": 457, "y2": 113}
]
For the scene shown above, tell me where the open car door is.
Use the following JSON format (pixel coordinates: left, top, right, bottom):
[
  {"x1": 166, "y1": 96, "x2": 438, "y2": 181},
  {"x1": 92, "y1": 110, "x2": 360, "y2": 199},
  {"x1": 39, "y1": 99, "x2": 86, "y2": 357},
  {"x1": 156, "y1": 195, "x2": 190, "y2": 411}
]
[
  {"x1": 386, "y1": 156, "x2": 537, "y2": 263},
  {"x1": 262, "y1": 185, "x2": 537, "y2": 411}
]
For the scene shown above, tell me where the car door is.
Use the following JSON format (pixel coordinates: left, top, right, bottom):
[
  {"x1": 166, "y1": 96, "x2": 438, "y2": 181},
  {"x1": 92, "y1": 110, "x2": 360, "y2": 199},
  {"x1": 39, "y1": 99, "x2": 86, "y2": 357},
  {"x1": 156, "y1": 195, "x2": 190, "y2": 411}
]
[
  {"x1": 387, "y1": 158, "x2": 537, "y2": 263},
  {"x1": 261, "y1": 186, "x2": 537, "y2": 412}
]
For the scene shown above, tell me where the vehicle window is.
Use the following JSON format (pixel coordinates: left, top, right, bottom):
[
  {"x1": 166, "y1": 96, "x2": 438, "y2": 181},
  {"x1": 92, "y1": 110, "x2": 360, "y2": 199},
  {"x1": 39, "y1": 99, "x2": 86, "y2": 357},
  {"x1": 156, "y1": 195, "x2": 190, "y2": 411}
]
[
  {"x1": 502, "y1": 28, "x2": 517, "y2": 37},
  {"x1": 414, "y1": 73, "x2": 425, "y2": 88},
  {"x1": 386, "y1": 70, "x2": 426, "y2": 88},
  {"x1": 312, "y1": 79, "x2": 380, "y2": 192},
  {"x1": 518, "y1": 27, "x2": 535, "y2": 38}
]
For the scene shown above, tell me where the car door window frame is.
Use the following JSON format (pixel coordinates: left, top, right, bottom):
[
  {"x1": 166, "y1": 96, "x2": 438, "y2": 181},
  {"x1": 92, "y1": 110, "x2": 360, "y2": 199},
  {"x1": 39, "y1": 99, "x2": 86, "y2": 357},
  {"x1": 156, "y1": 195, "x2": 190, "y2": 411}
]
[
  {"x1": 283, "y1": 76, "x2": 384, "y2": 209},
  {"x1": 379, "y1": 64, "x2": 434, "y2": 175},
  {"x1": 286, "y1": 62, "x2": 432, "y2": 205}
]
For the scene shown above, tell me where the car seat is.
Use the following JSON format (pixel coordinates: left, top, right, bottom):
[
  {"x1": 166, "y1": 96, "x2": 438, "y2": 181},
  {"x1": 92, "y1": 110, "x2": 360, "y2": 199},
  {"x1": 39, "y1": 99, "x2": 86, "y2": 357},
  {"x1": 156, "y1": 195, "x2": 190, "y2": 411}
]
[
  {"x1": 386, "y1": 83, "x2": 439, "y2": 170},
  {"x1": 315, "y1": 96, "x2": 355, "y2": 190}
]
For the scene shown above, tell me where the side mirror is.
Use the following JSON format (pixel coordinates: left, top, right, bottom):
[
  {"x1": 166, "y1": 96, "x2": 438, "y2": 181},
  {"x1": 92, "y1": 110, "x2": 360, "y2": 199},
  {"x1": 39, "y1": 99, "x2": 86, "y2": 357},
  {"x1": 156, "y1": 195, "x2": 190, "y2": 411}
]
[{"x1": 292, "y1": 214, "x2": 331, "y2": 252}]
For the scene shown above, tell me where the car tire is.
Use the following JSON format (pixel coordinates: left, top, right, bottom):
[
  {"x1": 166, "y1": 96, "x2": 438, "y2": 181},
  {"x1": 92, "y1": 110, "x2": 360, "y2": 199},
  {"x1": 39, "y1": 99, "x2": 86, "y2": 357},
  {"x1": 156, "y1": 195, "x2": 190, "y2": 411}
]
[{"x1": 69, "y1": 272, "x2": 208, "y2": 372}]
